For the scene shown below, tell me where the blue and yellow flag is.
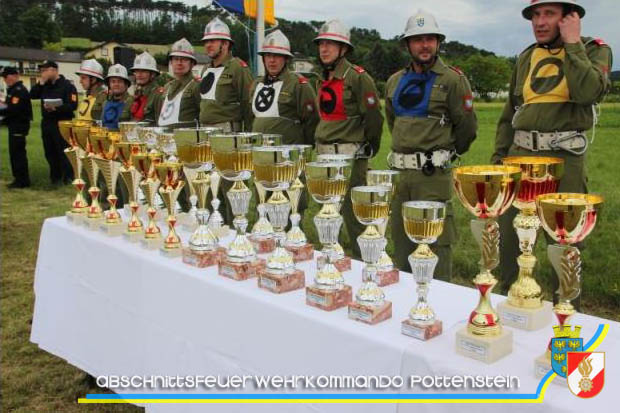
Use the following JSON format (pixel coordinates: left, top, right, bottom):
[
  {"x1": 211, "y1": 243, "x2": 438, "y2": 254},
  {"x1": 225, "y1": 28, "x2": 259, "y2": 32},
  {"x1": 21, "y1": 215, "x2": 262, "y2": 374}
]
[{"x1": 217, "y1": 0, "x2": 275, "y2": 25}]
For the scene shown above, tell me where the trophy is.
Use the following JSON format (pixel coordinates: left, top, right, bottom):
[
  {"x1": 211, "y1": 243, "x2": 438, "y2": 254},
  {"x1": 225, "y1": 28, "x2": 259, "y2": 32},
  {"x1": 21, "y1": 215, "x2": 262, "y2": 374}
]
[
  {"x1": 305, "y1": 160, "x2": 353, "y2": 311},
  {"x1": 347, "y1": 186, "x2": 392, "y2": 324},
  {"x1": 75, "y1": 125, "x2": 107, "y2": 230},
  {"x1": 401, "y1": 201, "x2": 446, "y2": 340},
  {"x1": 156, "y1": 161, "x2": 185, "y2": 257},
  {"x1": 366, "y1": 170, "x2": 401, "y2": 286},
  {"x1": 91, "y1": 131, "x2": 124, "y2": 236},
  {"x1": 284, "y1": 144, "x2": 315, "y2": 262},
  {"x1": 453, "y1": 165, "x2": 521, "y2": 363},
  {"x1": 116, "y1": 141, "x2": 146, "y2": 241},
  {"x1": 497, "y1": 156, "x2": 564, "y2": 330},
  {"x1": 533, "y1": 193, "x2": 603, "y2": 377},
  {"x1": 59, "y1": 120, "x2": 90, "y2": 223},
  {"x1": 119, "y1": 121, "x2": 149, "y2": 142},
  {"x1": 211, "y1": 133, "x2": 266, "y2": 280},
  {"x1": 253, "y1": 146, "x2": 305, "y2": 293},
  {"x1": 135, "y1": 149, "x2": 164, "y2": 250}
]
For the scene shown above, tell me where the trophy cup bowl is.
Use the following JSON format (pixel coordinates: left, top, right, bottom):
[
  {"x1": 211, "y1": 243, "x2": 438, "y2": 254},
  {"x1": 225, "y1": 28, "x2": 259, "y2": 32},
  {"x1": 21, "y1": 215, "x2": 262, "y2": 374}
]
[
  {"x1": 453, "y1": 165, "x2": 521, "y2": 363},
  {"x1": 155, "y1": 161, "x2": 185, "y2": 257},
  {"x1": 347, "y1": 185, "x2": 392, "y2": 324},
  {"x1": 400, "y1": 201, "x2": 446, "y2": 340},
  {"x1": 137, "y1": 126, "x2": 166, "y2": 149},
  {"x1": 60, "y1": 120, "x2": 90, "y2": 223},
  {"x1": 496, "y1": 156, "x2": 564, "y2": 330}
]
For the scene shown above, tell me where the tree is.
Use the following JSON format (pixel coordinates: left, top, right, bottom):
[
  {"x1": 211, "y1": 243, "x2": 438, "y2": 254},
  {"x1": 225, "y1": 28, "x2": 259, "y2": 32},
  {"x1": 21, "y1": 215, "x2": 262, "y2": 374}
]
[
  {"x1": 457, "y1": 54, "x2": 512, "y2": 101},
  {"x1": 18, "y1": 5, "x2": 62, "y2": 48}
]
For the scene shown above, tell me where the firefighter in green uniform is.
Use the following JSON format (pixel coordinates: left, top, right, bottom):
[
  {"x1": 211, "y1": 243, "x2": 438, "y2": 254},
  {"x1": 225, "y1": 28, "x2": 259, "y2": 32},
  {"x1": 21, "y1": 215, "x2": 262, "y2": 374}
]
[
  {"x1": 387, "y1": 10, "x2": 478, "y2": 280},
  {"x1": 146, "y1": 38, "x2": 201, "y2": 129},
  {"x1": 313, "y1": 19, "x2": 384, "y2": 260},
  {"x1": 123, "y1": 52, "x2": 164, "y2": 122},
  {"x1": 75, "y1": 59, "x2": 107, "y2": 122},
  {"x1": 492, "y1": 0, "x2": 612, "y2": 302},
  {"x1": 101, "y1": 64, "x2": 132, "y2": 130}
]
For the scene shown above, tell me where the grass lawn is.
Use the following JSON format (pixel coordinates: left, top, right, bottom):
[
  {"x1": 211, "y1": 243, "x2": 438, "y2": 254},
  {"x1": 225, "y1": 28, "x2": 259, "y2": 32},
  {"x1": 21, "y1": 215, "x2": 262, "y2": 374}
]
[{"x1": 1, "y1": 102, "x2": 618, "y2": 411}]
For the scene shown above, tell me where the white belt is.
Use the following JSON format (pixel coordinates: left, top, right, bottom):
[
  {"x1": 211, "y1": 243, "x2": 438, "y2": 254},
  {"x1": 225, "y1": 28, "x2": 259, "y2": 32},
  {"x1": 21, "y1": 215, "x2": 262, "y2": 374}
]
[
  {"x1": 387, "y1": 150, "x2": 454, "y2": 170},
  {"x1": 203, "y1": 121, "x2": 243, "y2": 133},
  {"x1": 316, "y1": 142, "x2": 361, "y2": 156},
  {"x1": 514, "y1": 130, "x2": 587, "y2": 155}
]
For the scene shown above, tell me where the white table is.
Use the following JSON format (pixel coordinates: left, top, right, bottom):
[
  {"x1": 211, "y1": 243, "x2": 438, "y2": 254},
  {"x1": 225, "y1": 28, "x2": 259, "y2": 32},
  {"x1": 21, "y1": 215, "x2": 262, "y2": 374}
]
[{"x1": 31, "y1": 217, "x2": 620, "y2": 413}]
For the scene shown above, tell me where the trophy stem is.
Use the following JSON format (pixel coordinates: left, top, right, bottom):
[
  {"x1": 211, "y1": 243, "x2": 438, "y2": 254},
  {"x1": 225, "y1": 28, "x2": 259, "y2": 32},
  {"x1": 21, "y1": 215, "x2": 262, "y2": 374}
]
[
  {"x1": 226, "y1": 180, "x2": 257, "y2": 263},
  {"x1": 407, "y1": 244, "x2": 438, "y2": 324},
  {"x1": 189, "y1": 209, "x2": 218, "y2": 252},
  {"x1": 144, "y1": 207, "x2": 161, "y2": 238},
  {"x1": 105, "y1": 194, "x2": 122, "y2": 224},
  {"x1": 127, "y1": 202, "x2": 143, "y2": 232},
  {"x1": 285, "y1": 213, "x2": 307, "y2": 247},
  {"x1": 159, "y1": 184, "x2": 184, "y2": 251},
  {"x1": 314, "y1": 203, "x2": 344, "y2": 259},
  {"x1": 71, "y1": 179, "x2": 88, "y2": 212},
  {"x1": 87, "y1": 187, "x2": 102, "y2": 218},
  {"x1": 164, "y1": 215, "x2": 181, "y2": 249}
]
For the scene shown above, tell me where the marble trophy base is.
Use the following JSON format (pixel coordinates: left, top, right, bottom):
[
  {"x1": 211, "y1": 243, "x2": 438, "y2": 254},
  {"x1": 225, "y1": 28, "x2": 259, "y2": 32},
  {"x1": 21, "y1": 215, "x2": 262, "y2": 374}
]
[
  {"x1": 534, "y1": 353, "x2": 567, "y2": 385},
  {"x1": 182, "y1": 247, "x2": 227, "y2": 268},
  {"x1": 306, "y1": 285, "x2": 352, "y2": 311},
  {"x1": 376, "y1": 269, "x2": 400, "y2": 287},
  {"x1": 218, "y1": 258, "x2": 267, "y2": 281},
  {"x1": 348, "y1": 301, "x2": 392, "y2": 325},
  {"x1": 497, "y1": 300, "x2": 552, "y2": 331},
  {"x1": 455, "y1": 326, "x2": 513, "y2": 364},
  {"x1": 316, "y1": 255, "x2": 352, "y2": 272},
  {"x1": 285, "y1": 244, "x2": 315, "y2": 262},
  {"x1": 66, "y1": 211, "x2": 87, "y2": 224},
  {"x1": 84, "y1": 217, "x2": 105, "y2": 230},
  {"x1": 257, "y1": 269, "x2": 305, "y2": 294},
  {"x1": 401, "y1": 319, "x2": 443, "y2": 341},
  {"x1": 160, "y1": 245, "x2": 183, "y2": 258},
  {"x1": 100, "y1": 221, "x2": 125, "y2": 237},
  {"x1": 141, "y1": 237, "x2": 163, "y2": 250},
  {"x1": 123, "y1": 230, "x2": 144, "y2": 243},
  {"x1": 249, "y1": 236, "x2": 276, "y2": 254}
]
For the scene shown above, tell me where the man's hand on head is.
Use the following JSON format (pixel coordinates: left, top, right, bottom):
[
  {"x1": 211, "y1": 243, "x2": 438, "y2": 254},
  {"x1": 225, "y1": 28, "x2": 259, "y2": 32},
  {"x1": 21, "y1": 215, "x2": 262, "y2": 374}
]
[{"x1": 559, "y1": 11, "x2": 581, "y2": 44}]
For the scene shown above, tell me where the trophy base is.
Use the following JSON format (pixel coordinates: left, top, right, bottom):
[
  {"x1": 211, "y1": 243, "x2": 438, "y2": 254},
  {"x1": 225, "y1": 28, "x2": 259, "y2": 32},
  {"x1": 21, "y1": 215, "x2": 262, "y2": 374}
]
[
  {"x1": 66, "y1": 211, "x2": 87, "y2": 225},
  {"x1": 84, "y1": 217, "x2": 105, "y2": 231},
  {"x1": 285, "y1": 244, "x2": 315, "y2": 263},
  {"x1": 123, "y1": 231, "x2": 144, "y2": 243},
  {"x1": 316, "y1": 255, "x2": 352, "y2": 273},
  {"x1": 100, "y1": 222, "x2": 125, "y2": 237},
  {"x1": 455, "y1": 327, "x2": 513, "y2": 364},
  {"x1": 257, "y1": 269, "x2": 305, "y2": 294},
  {"x1": 182, "y1": 247, "x2": 226, "y2": 268},
  {"x1": 376, "y1": 269, "x2": 400, "y2": 287},
  {"x1": 141, "y1": 237, "x2": 163, "y2": 250},
  {"x1": 497, "y1": 300, "x2": 552, "y2": 331},
  {"x1": 348, "y1": 301, "x2": 392, "y2": 325},
  {"x1": 401, "y1": 319, "x2": 443, "y2": 341},
  {"x1": 249, "y1": 236, "x2": 276, "y2": 254},
  {"x1": 218, "y1": 258, "x2": 266, "y2": 281},
  {"x1": 211, "y1": 225, "x2": 231, "y2": 238},
  {"x1": 306, "y1": 285, "x2": 352, "y2": 311},
  {"x1": 534, "y1": 354, "x2": 566, "y2": 385},
  {"x1": 160, "y1": 246, "x2": 183, "y2": 258}
]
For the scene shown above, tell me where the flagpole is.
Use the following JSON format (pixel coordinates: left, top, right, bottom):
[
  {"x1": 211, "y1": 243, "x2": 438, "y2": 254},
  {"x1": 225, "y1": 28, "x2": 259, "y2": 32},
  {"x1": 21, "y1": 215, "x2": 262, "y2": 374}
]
[{"x1": 256, "y1": 0, "x2": 265, "y2": 76}]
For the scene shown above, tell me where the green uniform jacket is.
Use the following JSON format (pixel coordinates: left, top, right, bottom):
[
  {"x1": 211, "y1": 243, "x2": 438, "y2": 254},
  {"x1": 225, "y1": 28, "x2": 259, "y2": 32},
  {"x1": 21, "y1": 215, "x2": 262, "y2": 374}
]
[
  {"x1": 199, "y1": 53, "x2": 254, "y2": 129},
  {"x1": 89, "y1": 83, "x2": 109, "y2": 122},
  {"x1": 123, "y1": 81, "x2": 164, "y2": 122},
  {"x1": 386, "y1": 57, "x2": 477, "y2": 155},
  {"x1": 492, "y1": 37, "x2": 612, "y2": 163},
  {"x1": 146, "y1": 72, "x2": 201, "y2": 128},
  {"x1": 315, "y1": 58, "x2": 384, "y2": 155},
  {"x1": 249, "y1": 68, "x2": 319, "y2": 145}
]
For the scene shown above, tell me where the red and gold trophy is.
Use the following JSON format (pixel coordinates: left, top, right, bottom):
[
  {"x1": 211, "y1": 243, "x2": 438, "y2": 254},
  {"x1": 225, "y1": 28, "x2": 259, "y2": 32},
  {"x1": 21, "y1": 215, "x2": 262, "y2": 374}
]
[
  {"x1": 116, "y1": 141, "x2": 147, "y2": 242},
  {"x1": 91, "y1": 131, "x2": 124, "y2": 236},
  {"x1": 59, "y1": 120, "x2": 91, "y2": 223},
  {"x1": 134, "y1": 149, "x2": 164, "y2": 250},
  {"x1": 76, "y1": 125, "x2": 107, "y2": 230},
  {"x1": 155, "y1": 161, "x2": 185, "y2": 257}
]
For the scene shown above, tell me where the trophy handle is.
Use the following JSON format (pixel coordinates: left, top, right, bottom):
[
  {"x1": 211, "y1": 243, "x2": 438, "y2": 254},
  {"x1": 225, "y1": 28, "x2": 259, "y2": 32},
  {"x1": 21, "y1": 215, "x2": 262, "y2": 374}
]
[{"x1": 548, "y1": 244, "x2": 581, "y2": 302}]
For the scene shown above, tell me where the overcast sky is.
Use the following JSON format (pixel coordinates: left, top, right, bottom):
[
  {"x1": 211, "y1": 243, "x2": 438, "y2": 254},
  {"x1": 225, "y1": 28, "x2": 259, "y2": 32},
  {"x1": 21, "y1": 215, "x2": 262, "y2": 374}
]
[{"x1": 188, "y1": 0, "x2": 618, "y2": 68}]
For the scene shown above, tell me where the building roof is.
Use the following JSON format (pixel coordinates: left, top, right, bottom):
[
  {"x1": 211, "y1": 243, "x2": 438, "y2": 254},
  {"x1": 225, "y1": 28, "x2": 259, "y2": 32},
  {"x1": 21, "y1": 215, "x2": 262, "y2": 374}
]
[{"x1": 0, "y1": 46, "x2": 82, "y2": 63}]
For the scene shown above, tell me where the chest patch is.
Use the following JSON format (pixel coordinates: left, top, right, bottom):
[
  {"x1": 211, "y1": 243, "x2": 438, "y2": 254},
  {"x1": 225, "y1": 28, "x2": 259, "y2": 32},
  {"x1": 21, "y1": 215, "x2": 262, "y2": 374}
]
[
  {"x1": 523, "y1": 48, "x2": 569, "y2": 104},
  {"x1": 102, "y1": 100, "x2": 125, "y2": 129},
  {"x1": 252, "y1": 80, "x2": 283, "y2": 118},
  {"x1": 392, "y1": 71, "x2": 437, "y2": 117},
  {"x1": 200, "y1": 67, "x2": 225, "y2": 100},
  {"x1": 318, "y1": 78, "x2": 346, "y2": 121}
]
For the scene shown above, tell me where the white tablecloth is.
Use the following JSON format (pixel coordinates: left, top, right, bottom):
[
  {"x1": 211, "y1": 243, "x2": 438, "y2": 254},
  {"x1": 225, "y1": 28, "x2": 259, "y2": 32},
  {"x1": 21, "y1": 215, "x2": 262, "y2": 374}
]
[{"x1": 31, "y1": 217, "x2": 620, "y2": 413}]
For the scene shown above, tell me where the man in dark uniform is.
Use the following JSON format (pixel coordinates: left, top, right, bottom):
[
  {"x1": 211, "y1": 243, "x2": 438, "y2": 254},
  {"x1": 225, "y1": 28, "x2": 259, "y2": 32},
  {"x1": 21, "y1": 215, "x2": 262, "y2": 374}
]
[
  {"x1": 30, "y1": 60, "x2": 78, "y2": 184},
  {"x1": 0, "y1": 67, "x2": 32, "y2": 188}
]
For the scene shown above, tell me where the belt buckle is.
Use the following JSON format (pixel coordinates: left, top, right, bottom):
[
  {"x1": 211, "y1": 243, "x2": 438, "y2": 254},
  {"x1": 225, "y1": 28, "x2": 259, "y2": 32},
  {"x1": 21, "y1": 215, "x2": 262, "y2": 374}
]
[{"x1": 422, "y1": 151, "x2": 436, "y2": 176}]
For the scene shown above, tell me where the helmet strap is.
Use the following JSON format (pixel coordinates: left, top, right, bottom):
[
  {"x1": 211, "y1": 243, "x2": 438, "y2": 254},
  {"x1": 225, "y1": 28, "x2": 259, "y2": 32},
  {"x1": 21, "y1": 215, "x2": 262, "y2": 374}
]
[
  {"x1": 320, "y1": 44, "x2": 345, "y2": 79},
  {"x1": 538, "y1": 32, "x2": 564, "y2": 54},
  {"x1": 408, "y1": 40, "x2": 439, "y2": 72}
]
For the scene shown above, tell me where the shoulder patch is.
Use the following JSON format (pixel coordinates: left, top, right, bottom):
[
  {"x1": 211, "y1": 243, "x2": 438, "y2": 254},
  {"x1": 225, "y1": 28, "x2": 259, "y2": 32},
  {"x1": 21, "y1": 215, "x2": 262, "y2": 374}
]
[
  {"x1": 157, "y1": 87, "x2": 165, "y2": 93},
  {"x1": 449, "y1": 66, "x2": 464, "y2": 76},
  {"x1": 237, "y1": 58, "x2": 248, "y2": 68},
  {"x1": 71, "y1": 93, "x2": 78, "y2": 102},
  {"x1": 593, "y1": 38, "x2": 608, "y2": 46},
  {"x1": 353, "y1": 65, "x2": 365, "y2": 74},
  {"x1": 297, "y1": 75, "x2": 308, "y2": 84}
]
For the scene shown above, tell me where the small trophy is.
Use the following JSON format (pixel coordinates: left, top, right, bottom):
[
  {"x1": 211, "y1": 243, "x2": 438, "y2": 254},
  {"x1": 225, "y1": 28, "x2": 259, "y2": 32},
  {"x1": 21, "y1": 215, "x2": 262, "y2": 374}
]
[
  {"x1": 533, "y1": 193, "x2": 603, "y2": 377},
  {"x1": 347, "y1": 185, "x2": 392, "y2": 324},
  {"x1": 253, "y1": 146, "x2": 305, "y2": 293},
  {"x1": 135, "y1": 150, "x2": 164, "y2": 250},
  {"x1": 91, "y1": 131, "x2": 124, "y2": 236},
  {"x1": 156, "y1": 161, "x2": 185, "y2": 257},
  {"x1": 497, "y1": 156, "x2": 564, "y2": 330},
  {"x1": 285, "y1": 144, "x2": 314, "y2": 262},
  {"x1": 401, "y1": 201, "x2": 446, "y2": 340},
  {"x1": 366, "y1": 170, "x2": 400, "y2": 286},
  {"x1": 453, "y1": 165, "x2": 521, "y2": 363},
  {"x1": 305, "y1": 160, "x2": 353, "y2": 311},
  {"x1": 211, "y1": 133, "x2": 266, "y2": 280},
  {"x1": 77, "y1": 126, "x2": 107, "y2": 230},
  {"x1": 59, "y1": 120, "x2": 90, "y2": 223}
]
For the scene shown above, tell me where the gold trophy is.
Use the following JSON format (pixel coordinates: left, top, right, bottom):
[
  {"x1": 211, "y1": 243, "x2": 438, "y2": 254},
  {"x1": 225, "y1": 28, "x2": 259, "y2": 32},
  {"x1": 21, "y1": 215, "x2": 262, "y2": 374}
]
[
  {"x1": 496, "y1": 156, "x2": 564, "y2": 330},
  {"x1": 401, "y1": 201, "x2": 446, "y2": 340},
  {"x1": 366, "y1": 170, "x2": 400, "y2": 286},
  {"x1": 453, "y1": 165, "x2": 521, "y2": 363},
  {"x1": 155, "y1": 161, "x2": 185, "y2": 257},
  {"x1": 116, "y1": 141, "x2": 146, "y2": 242},
  {"x1": 533, "y1": 193, "x2": 603, "y2": 377},
  {"x1": 253, "y1": 146, "x2": 305, "y2": 293},
  {"x1": 91, "y1": 131, "x2": 124, "y2": 236},
  {"x1": 135, "y1": 149, "x2": 164, "y2": 250},
  {"x1": 347, "y1": 186, "x2": 392, "y2": 324},
  {"x1": 75, "y1": 125, "x2": 107, "y2": 230},
  {"x1": 305, "y1": 160, "x2": 353, "y2": 311},
  {"x1": 211, "y1": 133, "x2": 266, "y2": 280},
  {"x1": 284, "y1": 144, "x2": 315, "y2": 262},
  {"x1": 59, "y1": 120, "x2": 90, "y2": 223}
]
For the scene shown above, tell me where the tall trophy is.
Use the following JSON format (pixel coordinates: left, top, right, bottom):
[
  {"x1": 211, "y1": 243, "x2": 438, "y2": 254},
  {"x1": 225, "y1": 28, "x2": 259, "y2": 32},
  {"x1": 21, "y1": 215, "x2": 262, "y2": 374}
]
[
  {"x1": 155, "y1": 161, "x2": 185, "y2": 257},
  {"x1": 253, "y1": 146, "x2": 306, "y2": 293},
  {"x1": 401, "y1": 201, "x2": 446, "y2": 340},
  {"x1": 116, "y1": 141, "x2": 146, "y2": 241},
  {"x1": 533, "y1": 193, "x2": 603, "y2": 377},
  {"x1": 284, "y1": 144, "x2": 314, "y2": 262},
  {"x1": 76, "y1": 125, "x2": 107, "y2": 230},
  {"x1": 305, "y1": 160, "x2": 353, "y2": 311},
  {"x1": 59, "y1": 120, "x2": 90, "y2": 223},
  {"x1": 496, "y1": 156, "x2": 564, "y2": 330},
  {"x1": 453, "y1": 165, "x2": 521, "y2": 363},
  {"x1": 347, "y1": 185, "x2": 392, "y2": 324},
  {"x1": 211, "y1": 133, "x2": 266, "y2": 280},
  {"x1": 91, "y1": 131, "x2": 124, "y2": 236},
  {"x1": 366, "y1": 170, "x2": 400, "y2": 286},
  {"x1": 134, "y1": 149, "x2": 164, "y2": 250}
]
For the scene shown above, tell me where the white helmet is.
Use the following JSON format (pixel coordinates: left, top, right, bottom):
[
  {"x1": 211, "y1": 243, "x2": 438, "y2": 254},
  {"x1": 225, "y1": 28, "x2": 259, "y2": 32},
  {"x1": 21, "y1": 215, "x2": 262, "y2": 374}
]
[
  {"x1": 168, "y1": 38, "x2": 198, "y2": 63},
  {"x1": 75, "y1": 59, "x2": 104, "y2": 81},
  {"x1": 106, "y1": 64, "x2": 131, "y2": 83},
  {"x1": 130, "y1": 52, "x2": 159, "y2": 74},
  {"x1": 401, "y1": 10, "x2": 445, "y2": 42},
  {"x1": 258, "y1": 30, "x2": 293, "y2": 57},
  {"x1": 313, "y1": 19, "x2": 353, "y2": 49},
  {"x1": 201, "y1": 17, "x2": 234, "y2": 43},
  {"x1": 522, "y1": 0, "x2": 585, "y2": 20}
]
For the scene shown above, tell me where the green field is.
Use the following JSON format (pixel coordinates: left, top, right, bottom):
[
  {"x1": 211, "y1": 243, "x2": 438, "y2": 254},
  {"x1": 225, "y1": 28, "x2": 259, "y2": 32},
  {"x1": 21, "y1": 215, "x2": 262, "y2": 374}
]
[{"x1": 1, "y1": 102, "x2": 619, "y2": 411}]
